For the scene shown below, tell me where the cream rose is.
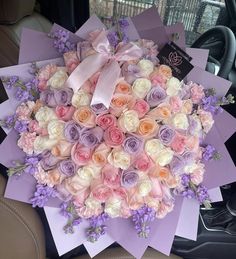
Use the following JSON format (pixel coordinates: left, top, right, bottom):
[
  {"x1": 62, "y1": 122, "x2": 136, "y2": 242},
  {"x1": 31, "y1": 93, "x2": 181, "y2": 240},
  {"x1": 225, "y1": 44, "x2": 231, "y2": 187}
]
[
  {"x1": 33, "y1": 136, "x2": 58, "y2": 153},
  {"x1": 145, "y1": 139, "x2": 164, "y2": 160},
  {"x1": 47, "y1": 69, "x2": 68, "y2": 89},
  {"x1": 105, "y1": 197, "x2": 122, "y2": 218},
  {"x1": 156, "y1": 147, "x2": 174, "y2": 166},
  {"x1": 35, "y1": 106, "x2": 57, "y2": 128},
  {"x1": 182, "y1": 99, "x2": 193, "y2": 114},
  {"x1": 78, "y1": 164, "x2": 101, "y2": 181},
  {"x1": 184, "y1": 162, "x2": 198, "y2": 173},
  {"x1": 85, "y1": 197, "x2": 102, "y2": 210},
  {"x1": 47, "y1": 119, "x2": 65, "y2": 140},
  {"x1": 108, "y1": 149, "x2": 131, "y2": 170},
  {"x1": 71, "y1": 89, "x2": 92, "y2": 107},
  {"x1": 166, "y1": 77, "x2": 181, "y2": 96},
  {"x1": 132, "y1": 78, "x2": 152, "y2": 99},
  {"x1": 172, "y1": 113, "x2": 189, "y2": 130},
  {"x1": 189, "y1": 114, "x2": 202, "y2": 136},
  {"x1": 138, "y1": 59, "x2": 154, "y2": 77},
  {"x1": 138, "y1": 179, "x2": 152, "y2": 197},
  {"x1": 118, "y1": 110, "x2": 140, "y2": 133}
]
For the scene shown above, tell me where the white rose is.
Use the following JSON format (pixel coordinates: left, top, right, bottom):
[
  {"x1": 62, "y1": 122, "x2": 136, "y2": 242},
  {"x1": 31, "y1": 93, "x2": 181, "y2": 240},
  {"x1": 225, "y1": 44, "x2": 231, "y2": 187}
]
[
  {"x1": 33, "y1": 136, "x2": 58, "y2": 153},
  {"x1": 107, "y1": 149, "x2": 131, "y2": 170},
  {"x1": 35, "y1": 106, "x2": 57, "y2": 128},
  {"x1": 156, "y1": 148, "x2": 174, "y2": 166},
  {"x1": 72, "y1": 89, "x2": 92, "y2": 107},
  {"x1": 85, "y1": 197, "x2": 102, "y2": 210},
  {"x1": 105, "y1": 197, "x2": 122, "y2": 218},
  {"x1": 118, "y1": 110, "x2": 140, "y2": 133},
  {"x1": 184, "y1": 163, "x2": 198, "y2": 173},
  {"x1": 47, "y1": 69, "x2": 68, "y2": 89},
  {"x1": 138, "y1": 59, "x2": 154, "y2": 77},
  {"x1": 138, "y1": 179, "x2": 152, "y2": 197},
  {"x1": 172, "y1": 113, "x2": 189, "y2": 130},
  {"x1": 145, "y1": 139, "x2": 164, "y2": 160},
  {"x1": 166, "y1": 77, "x2": 181, "y2": 96},
  {"x1": 132, "y1": 78, "x2": 152, "y2": 99},
  {"x1": 77, "y1": 166, "x2": 94, "y2": 185},
  {"x1": 47, "y1": 119, "x2": 65, "y2": 139}
]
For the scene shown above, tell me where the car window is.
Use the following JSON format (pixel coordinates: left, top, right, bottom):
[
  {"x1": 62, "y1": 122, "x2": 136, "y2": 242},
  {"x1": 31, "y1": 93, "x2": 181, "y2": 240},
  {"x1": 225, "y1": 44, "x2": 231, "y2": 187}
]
[{"x1": 89, "y1": 0, "x2": 227, "y2": 45}]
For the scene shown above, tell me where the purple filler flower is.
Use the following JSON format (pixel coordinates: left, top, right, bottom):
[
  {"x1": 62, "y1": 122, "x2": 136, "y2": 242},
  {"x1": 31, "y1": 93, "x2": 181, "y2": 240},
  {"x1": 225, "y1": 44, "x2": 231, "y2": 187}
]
[
  {"x1": 64, "y1": 121, "x2": 81, "y2": 143},
  {"x1": 14, "y1": 120, "x2": 28, "y2": 133},
  {"x1": 202, "y1": 144, "x2": 216, "y2": 161},
  {"x1": 80, "y1": 127, "x2": 103, "y2": 148},
  {"x1": 146, "y1": 86, "x2": 167, "y2": 107},
  {"x1": 158, "y1": 125, "x2": 175, "y2": 145},
  {"x1": 121, "y1": 168, "x2": 139, "y2": 188},
  {"x1": 40, "y1": 90, "x2": 57, "y2": 107},
  {"x1": 24, "y1": 155, "x2": 40, "y2": 175},
  {"x1": 107, "y1": 31, "x2": 119, "y2": 48},
  {"x1": 58, "y1": 159, "x2": 76, "y2": 177},
  {"x1": 196, "y1": 185, "x2": 210, "y2": 204},
  {"x1": 123, "y1": 135, "x2": 143, "y2": 154},
  {"x1": 54, "y1": 88, "x2": 73, "y2": 106},
  {"x1": 30, "y1": 184, "x2": 56, "y2": 208}
]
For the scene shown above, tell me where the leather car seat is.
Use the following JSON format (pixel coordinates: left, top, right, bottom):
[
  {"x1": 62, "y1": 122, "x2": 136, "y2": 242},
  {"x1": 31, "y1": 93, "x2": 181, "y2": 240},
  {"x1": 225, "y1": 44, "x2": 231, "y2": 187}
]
[{"x1": 0, "y1": 0, "x2": 52, "y2": 68}]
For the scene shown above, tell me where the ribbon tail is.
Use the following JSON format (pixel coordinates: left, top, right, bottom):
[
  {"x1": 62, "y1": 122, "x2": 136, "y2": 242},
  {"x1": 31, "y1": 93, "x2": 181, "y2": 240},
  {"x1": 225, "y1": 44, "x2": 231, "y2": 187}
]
[
  {"x1": 90, "y1": 60, "x2": 121, "y2": 109},
  {"x1": 65, "y1": 53, "x2": 107, "y2": 93}
]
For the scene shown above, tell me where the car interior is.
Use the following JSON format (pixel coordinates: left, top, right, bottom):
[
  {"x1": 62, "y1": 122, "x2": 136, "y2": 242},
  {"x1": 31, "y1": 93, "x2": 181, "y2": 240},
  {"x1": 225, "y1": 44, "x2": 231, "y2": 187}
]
[{"x1": 1, "y1": 0, "x2": 236, "y2": 259}]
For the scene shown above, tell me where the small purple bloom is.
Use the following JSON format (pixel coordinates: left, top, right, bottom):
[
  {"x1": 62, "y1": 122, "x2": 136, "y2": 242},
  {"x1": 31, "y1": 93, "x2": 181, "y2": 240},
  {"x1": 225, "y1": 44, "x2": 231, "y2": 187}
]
[
  {"x1": 121, "y1": 168, "x2": 139, "y2": 188},
  {"x1": 51, "y1": 29, "x2": 76, "y2": 53},
  {"x1": 181, "y1": 174, "x2": 190, "y2": 187},
  {"x1": 14, "y1": 120, "x2": 28, "y2": 133},
  {"x1": 1, "y1": 114, "x2": 16, "y2": 129},
  {"x1": 80, "y1": 127, "x2": 103, "y2": 148},
  {"x1": 158, "y1": 125, "x2": 175, "y2": 145},
  {"x1": 58, "y1": 159, "x2": 76, "y2": 176},
  {"x1": 181, "y1": 188, "x2": 195, "y2": 199},
  {"x1": 123, "y1": 135, "x2": 143, "y2": 154},
  {"x1": 107, "y1": 31, "x2": 119, "y2": 48},
  {"x1": 4, "y1": 76, "x2": 19, "y2": 89},
  {"x1": 30, "y1": 184, "x2": 56, "y2": 208},
  {"x1": 202, "y1": 144, "x2": 216, "y2": 161},
  {"x1": 196, "y1": 185, "x2": 210, "y2": 204},
  {"x1": 64, "y1": 121, "x2": 81, "y2": 143},
  {"x1": 118, "y1": 18, "x2": 129, "y2": 29},
  {"x1": 24, "y1": 155, "x2": 40, "y2": 175},
  {"x1": 15, "y1": 88, "x2": 29, "y2": 101},
  {"x1": 146, "y1": 86, "x2": 167, "y2": 107},
  {"x1": 54, "y1": 88, "x2": 73, "y2": 106}
]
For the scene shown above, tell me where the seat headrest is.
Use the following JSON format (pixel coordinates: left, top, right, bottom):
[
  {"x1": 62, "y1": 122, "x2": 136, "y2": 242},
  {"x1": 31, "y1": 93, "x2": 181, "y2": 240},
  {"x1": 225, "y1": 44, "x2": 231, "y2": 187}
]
[{"x1": 0, "y1": 0, "x2": 36, "y2": 24}]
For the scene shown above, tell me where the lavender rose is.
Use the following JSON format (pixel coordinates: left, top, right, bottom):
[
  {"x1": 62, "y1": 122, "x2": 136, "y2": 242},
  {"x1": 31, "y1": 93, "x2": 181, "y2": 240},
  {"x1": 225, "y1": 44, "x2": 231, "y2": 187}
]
[
  {"x1": 91, "y1": 103, "x2": 108, "y2": 115},
  {"x1": 55, "y1": 183, "x2": 73, "y2": 202},
  {"x1": 123, "y1": 135, "x2": 143, "y2": 154},
  {"x1": 40, "y1": 151, "x2": 62, "y2": 171},
  {"x1": 146, "y1": 86, "x2": 166, "y2": 107},
  {"x1": 58, "y1": 159, "x2": 76, "y2": 176},
  {"x1": 158, "y1": 125, "x2": 175, "y2": 145},
  {"x1": 169, "y1": 155, "x2": 185, "y2": 175},
  {"x1": 80, "y1": 127, "x2": 103, "y2": 148},
  {"x1": 64, "y1": 121, "x2": 81, "y2": 143},
  {"x1": 40, "y1": 89, "x2": 57, "y2": 107},
  {"x1": 121, "y1": 168, "x2": 139, "y2": 188},
  {"x1": 54, "y1": 88, "x2": 73, "y2": 106}
]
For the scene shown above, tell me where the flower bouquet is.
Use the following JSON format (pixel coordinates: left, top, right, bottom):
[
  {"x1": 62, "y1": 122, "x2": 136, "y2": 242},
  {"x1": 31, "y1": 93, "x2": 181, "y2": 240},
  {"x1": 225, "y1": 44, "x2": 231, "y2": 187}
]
[{"x1": 0, "y1": 7, "x2": 236, "y2": 258}]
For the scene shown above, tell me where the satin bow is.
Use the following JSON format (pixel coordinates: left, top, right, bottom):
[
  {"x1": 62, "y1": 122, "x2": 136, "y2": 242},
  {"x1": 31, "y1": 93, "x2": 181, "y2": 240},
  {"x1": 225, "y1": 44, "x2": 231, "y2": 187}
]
[{"x1": 65, "y1": 30, "x2": 142, "y2": 108}]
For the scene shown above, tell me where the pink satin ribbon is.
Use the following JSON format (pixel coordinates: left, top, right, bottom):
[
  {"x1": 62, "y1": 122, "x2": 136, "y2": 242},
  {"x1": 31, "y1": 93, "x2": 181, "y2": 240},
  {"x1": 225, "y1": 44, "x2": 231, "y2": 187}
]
[{"x1": 65, "y1": 30, "x2": 142, "y2": 108}]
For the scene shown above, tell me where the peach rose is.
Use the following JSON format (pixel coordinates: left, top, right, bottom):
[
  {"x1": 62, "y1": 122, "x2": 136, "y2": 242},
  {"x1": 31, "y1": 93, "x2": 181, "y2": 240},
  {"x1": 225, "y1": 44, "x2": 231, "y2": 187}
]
[
  {"x1": 51, "y1": 140, "x2": 73, "y2": 157},
  {"x1": 150, "y1": 70, "x2": 167, "y2": 88},
  {"x1": 102, "y1": 164, "x2": 121, "y2": 189},
  {"x1": 130, "y1": 99, "x2": 150, "y2": 118},
  {"x1": 115, "y1": 81, "x2": 132, "y2": 94},
  {"x1": 92, "y1": 143, "x2": 111, "y2": 166},
  {"x1": 137, "y1": 116, "x2": 158, "y2": 138},
  {"x1": 110, "y1": 94, "x2": 134, "y2": 117},
  {"x1": 156, "y1": 64, "x2": 172, "y2": 79},
  {"x1": 55, "y1": 105, "x2": 75, "y2": 121},
  {"x1": 186, "y1": 135, "x2": 199, "y2": 151},
  {"x1": 91, "y1": 181, "x2": 113, "y2": 202},
  {"x1": 181, "y1": 99, "x2": 193, "y2": 114},
  {"x1": 147, "y1": 104, "x2": 172, "y2": 121},
  {"x1": 190, "y1": 163, "x2": 205, "y2": 185},
  {"x1": 103, "y1": 126, "x2": 125, "y2": 147},
  {"x1": 71, "y1": 142, "x2": 92, "y2": 166},
  {"x1": 73, "y1": 106, "x2": 96, "y2": 128},
  {"x1": 63, "y1": 51, "x2": 80, "y2": 74},
  {"x1": 96, "y1": 113, "x2": 117, "y2": 130},
  {"x1": 171, "y1": 133, "x2": 187, "y2": 154},
  {"x1": 47, "y1": 168, "x2": 66, "y2": 186}
]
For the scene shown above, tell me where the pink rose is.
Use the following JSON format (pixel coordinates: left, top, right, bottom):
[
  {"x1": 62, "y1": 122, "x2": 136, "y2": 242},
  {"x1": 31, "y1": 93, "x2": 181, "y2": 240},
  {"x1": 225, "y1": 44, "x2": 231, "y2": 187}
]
[
  {"x1": 198, "y1": 109, "x2": 214, "y2": 133},
  {"x1": 190, "y1": 83, "x2": 205, "y2": 104},
  {"x1": 17, "y1": 132, "x2": 37, "y2": 154},
  {"x1": 102, "y1": 164, "x2": 121, "y2": 189},
  {"x1": 71, "y1": 143, "x2": 92, "y2": 166},
  {"x1": 169, "y1": 96, "x2": 182, "y2": 113},
  {"x1": 28, "y1": 120, "x2": 47, "y2": 135},
  {"x1": 64, "y1": 175, "x2": 90, "y2": 196},
  {"x1": 190, "y1": 163, "x2": 205, "y2": 185},
  {"x1": 37, "y1": 64, "x2": 57, "y2": 91},
  {"x1": 149, "y1": 177, "x2": 163, "y2": 199},
  {"x1": 16, "y1": 103, "x2": 33, "y2": 120},
  {"x1": 103, "y1": 126, "x2": 125, "y2": 147},
  {"x1": 89, "y1": 72, "x2": 101, "y2": 93},
  {"x1": 96, "y1": 113, "x2": 117, "y2": 130},
  {"x1": 55, "y1": 105, "x2": 75, "y2": 121},
  {"x1": 73, "y1": 189, "x2": 90, "y2": 207},
  {"x1": 76, "y1": 205, "x2": 103, "y2": 218},
  {"x1": 130, "y1": 99, "x2": 150, "y2": 118},
  {"x1": 150, "y1": 73, "x2": 167, "y2": 88},
  {"x1": 133, "y1": 153, "x2": 154, "y2": 172},
  {"x1": 91, "y1": 182, "x2": 113, "y2": 202},
  {"x1": 171, "y1": 133, "x2": 187, "y2": 154},
  {"x1": 63, "y1": 51, "x2": 80, "y2": 74}
]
